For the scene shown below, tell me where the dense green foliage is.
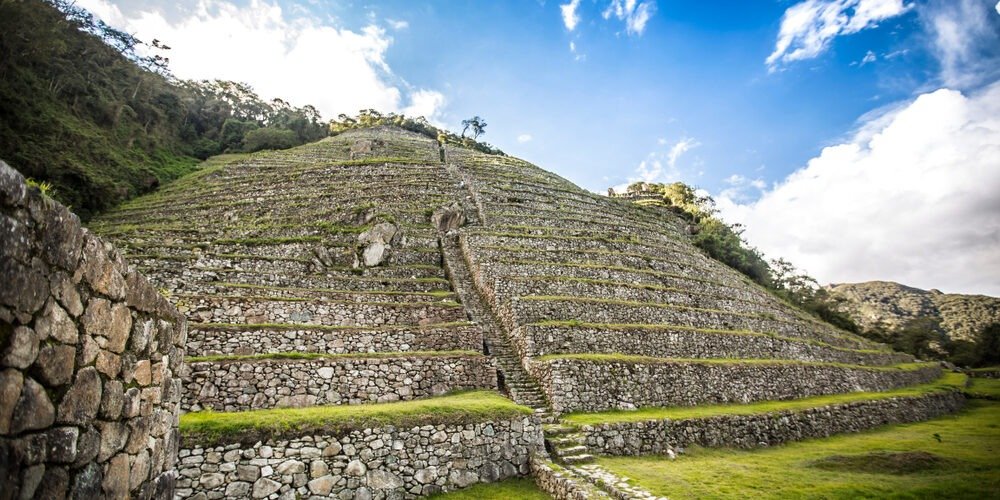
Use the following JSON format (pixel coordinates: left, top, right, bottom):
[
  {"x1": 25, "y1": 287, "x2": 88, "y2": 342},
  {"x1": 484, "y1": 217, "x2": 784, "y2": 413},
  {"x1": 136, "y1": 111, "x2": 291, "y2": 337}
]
[
  {"x1": 596, "y1": 399, "x2": 1000, "y2": 499},
  {"x1": 870, "y1": 317, "x2": 1000, "y2": 368},
  {"x1": 329, "y1": 110, "x2": 506, "y2": 156},
  {"x1": 0, "y1": 0, "x2": 325, "y2": 219}
]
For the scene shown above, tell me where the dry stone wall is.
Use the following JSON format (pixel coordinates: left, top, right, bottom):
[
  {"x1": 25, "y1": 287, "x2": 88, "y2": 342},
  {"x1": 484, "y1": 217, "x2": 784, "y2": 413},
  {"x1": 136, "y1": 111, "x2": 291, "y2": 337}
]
[
  {"x1": 516, "y1": 324, "x2": 912, "y2": 366},
  {"x1": 183, "y1": 354, "x2": 496, "y2": 411},
  {"x1": 581, "y1": 391, "x2": 965, "y2": 455},
  {"x1": 528, "y1": 357, "x2": 941, "y2": 413},
  {"x1": 187, "y1": 323, "x2": 482, "y2": 357},
  {"x1": 0, "y1": 161, "x2": 186, "y2": 499},
  {"x1": 175, "y1": 416, "x2": 544, "y2": 499},
  {"x1": 180, "y1": 295, "x2": 464, "y2": 327}
]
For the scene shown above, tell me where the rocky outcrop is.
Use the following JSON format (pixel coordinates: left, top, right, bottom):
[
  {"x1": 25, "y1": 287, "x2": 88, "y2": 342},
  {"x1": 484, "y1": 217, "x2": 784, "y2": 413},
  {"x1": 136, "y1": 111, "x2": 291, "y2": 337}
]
[{"x1": 0, "y1": 160, "x2": 186, "y2": 499}]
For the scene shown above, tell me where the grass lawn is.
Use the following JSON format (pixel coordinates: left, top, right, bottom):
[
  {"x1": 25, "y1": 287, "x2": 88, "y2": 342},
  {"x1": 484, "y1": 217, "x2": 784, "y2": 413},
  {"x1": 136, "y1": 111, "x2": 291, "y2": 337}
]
[
  {"x1": 181, "y1": 390, "x2": 531, "y2": 446},
  {"x1": 966, "y1": 377, "x2": 1000, "y2": 400},
  {"x1": 595, "y1": 399, "x2": 1000, "y2": 499},
  {"x1": 429, "y1": 477, "x2": 550, "y2": 499}
]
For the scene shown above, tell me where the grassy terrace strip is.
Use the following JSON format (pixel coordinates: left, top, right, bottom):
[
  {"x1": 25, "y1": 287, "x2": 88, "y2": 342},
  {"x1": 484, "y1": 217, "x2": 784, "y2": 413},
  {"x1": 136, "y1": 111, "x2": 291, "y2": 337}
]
[
  {"x1": 174, "y1": 293, "x2": 462, "y2": 308},
  {"x1": 213, "y1": 282, "x2": 455, "y2": 297},
  {"x1": 192, "y1": 320, "x2": 474, "y2": 332},
  {"x1": 509, "y1": 275, "x2": 786, "y2": 308},
  {"x1": 495, "y1": 259, "x2": 720, "y2": 286},
  {"x1": 477, "y1": 245, "x2": 719, "y2": 279},
  {"x1": 518, "y1": 294, "x2": 876, "y2": 346},
  {"x1": 535, "y1": 354, "x2": 934, "y2": 372},
  {"x1": 179, "y1": 390, "x2": 531, "y2": 447},
  {"x1": 964, "y1": 378, "x2": 1000, "y2": 400},
  {"x1": 562, "y1": 373, "x2": 966, "y2": 425},
  {"x1": 186, "y1": 350, "x2": 482, "y2": 363},
  {"x1": 527, "y1": 321, "x2": 894, "y2": 355}
]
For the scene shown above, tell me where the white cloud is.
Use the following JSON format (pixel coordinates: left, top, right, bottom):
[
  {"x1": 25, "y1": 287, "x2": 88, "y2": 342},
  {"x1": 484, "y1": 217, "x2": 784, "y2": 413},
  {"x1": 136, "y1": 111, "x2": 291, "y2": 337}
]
[
  {"x1": 766, "y1": 0, "x2": 912, "y2": 71},
  {"x1": 996, "y1": 0, "x2": 1000, "y2": 14},
  {"x1": 401, "y1": 90, "x2": 447, "y2": 126},
  {"x1": 718, "y1": 82, "x2": 1000, "y2": 296},
  {"x1": 75, "y1": 0, "x2": 445, "y2": 121},
  {"x1": 667, "y1": 137, "x2": 699, "y2": 169},
  {"x1": 517, "y1": 134, "x2": 533, "y2": 143},
  {"x1": 920, "y1": 0, "x2": 1000, "y2": 88},
  {"x1": 602, "y1": 0, "x2": 657, "y2": 36},
  {"x1": 860, "y1": 49, "x2": 877, "y2": 65},
  {"x1": 561, "y1": 0, "x2": 582, "y2": 31},
  {"x1": 386, "y1": 18, "x2": 409, "y2": 30}
]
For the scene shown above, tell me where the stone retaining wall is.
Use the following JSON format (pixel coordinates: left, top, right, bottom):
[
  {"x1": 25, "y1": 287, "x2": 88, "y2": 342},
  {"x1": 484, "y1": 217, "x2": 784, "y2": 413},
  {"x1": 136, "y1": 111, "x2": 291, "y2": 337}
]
[
  {"x1": 182, "y1": 355, "x2": 497, "y2": 411},
  {"x1": 175, "y1": 416, "x2": 544, "y2": 499},
  {"x1": 505, "y1": 297, "x2": 869, "y2": 351},
  {"x1": 0, "y1": 161, "x2": 186, "y2": 498},
  {"x1": 187, "y1": 324, "x2": 483, "y2": 357},
  {"x1": 529, "y1": 357, "x2": 941, "y2": 413},
  {"x1": 529, "y1": 458, "x2": 606, "y2": 499},
  {"x1": 580, "y1": 391, "x2": 965, "y2": 455},
  {"x1": 515, "y1": 325, "x2": 910, "y2": 366},
  {"x1": 182, "y1": 295, "x2": 465, "y2": 327}
]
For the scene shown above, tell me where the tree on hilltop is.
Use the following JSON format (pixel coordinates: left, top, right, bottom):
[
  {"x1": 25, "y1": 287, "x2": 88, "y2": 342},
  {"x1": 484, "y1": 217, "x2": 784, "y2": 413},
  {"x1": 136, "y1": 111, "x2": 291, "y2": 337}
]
[{"x1": 461, "y1": 116, "x2": 487, "y2": 139}]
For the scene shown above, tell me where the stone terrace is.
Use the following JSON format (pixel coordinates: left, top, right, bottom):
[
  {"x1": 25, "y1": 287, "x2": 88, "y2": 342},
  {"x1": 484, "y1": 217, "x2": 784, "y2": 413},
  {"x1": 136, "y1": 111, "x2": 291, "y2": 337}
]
[{"x1": 90, "y1": 128, "x2": 522, "y2": 498}]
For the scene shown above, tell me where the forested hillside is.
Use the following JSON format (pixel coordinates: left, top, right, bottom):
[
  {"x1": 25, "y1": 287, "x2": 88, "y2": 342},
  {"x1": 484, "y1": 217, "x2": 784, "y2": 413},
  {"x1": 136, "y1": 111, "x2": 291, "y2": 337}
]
[{"x1": 0, "y1": 0, "x2": 326, "y2": 219}]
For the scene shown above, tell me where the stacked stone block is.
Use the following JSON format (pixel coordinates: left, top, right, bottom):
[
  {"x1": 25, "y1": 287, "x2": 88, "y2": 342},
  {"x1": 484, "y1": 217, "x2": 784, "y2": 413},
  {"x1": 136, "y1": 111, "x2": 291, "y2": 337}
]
[{"x1": 1, "y1": 161, "x2": 186, "y2": 498}]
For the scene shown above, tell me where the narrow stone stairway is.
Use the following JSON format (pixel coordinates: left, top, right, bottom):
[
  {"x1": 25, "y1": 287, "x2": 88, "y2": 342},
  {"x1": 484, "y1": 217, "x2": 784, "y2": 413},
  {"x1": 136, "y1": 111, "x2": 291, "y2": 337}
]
[{"x1": 439, "y1": 233, "x2": 555, "y2": 425}]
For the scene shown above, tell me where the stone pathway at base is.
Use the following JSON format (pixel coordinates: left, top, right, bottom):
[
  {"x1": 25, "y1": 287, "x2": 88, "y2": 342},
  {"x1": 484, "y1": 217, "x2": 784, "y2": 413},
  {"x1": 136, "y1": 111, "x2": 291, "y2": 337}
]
[{"x1": 571, "y1": 464, "x2": 667, "y2": 500}]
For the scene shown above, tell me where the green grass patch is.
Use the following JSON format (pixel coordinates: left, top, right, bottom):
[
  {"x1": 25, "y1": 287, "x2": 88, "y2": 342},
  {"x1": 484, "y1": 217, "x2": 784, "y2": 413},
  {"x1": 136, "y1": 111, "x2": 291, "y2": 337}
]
[
  {"x1": 563, "y1": 373, "x2": 965, "y2": 425},
  {"x1": 536, "y1": 353, "x2": 933, "y2": 372},
  {"x1": 180, "y1": 390, "x2": 532, "y2": 447},
  {"x1": 214, "y1": 282, "x2": 454, "y2": 297},
  {"x1": 594, "y1": 399, "x2": 1000, "y2": 499},
  {"x1": 213, "y1": 236, "x2": 324, "y2": 246},
  {"x1": 965, "y1": 377, "x2": 1000, "y2": 400},
  {"x1": 187, "y1": 350, "x2": 481, "y2": 363},
  {"x1": 428, "y1": 477, "x2": 550, "y2": 499}
]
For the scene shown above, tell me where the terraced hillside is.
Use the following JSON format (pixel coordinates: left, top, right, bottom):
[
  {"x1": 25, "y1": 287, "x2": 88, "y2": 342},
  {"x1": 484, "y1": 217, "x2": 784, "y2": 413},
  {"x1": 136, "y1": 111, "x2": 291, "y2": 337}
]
[{"x1": 89, "y1": 126, "x2": 962, "y2": 499}]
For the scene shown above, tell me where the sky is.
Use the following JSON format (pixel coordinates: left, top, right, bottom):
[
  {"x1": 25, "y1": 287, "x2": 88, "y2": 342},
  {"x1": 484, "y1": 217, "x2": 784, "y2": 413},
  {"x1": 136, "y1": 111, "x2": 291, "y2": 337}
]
[{"x1": 77, "y1": 0, "x2": 1000, "y2": 296}]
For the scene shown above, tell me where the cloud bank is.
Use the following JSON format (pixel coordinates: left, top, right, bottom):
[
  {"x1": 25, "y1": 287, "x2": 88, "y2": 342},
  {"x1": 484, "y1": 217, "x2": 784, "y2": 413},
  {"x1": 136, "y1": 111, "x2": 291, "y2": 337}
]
[
  {"x1": 77, "y1": 0, "x2": 446, "y2": 122},
  {"x1": 718, "y1": 82, "x2": 1000, "y2": 296}
]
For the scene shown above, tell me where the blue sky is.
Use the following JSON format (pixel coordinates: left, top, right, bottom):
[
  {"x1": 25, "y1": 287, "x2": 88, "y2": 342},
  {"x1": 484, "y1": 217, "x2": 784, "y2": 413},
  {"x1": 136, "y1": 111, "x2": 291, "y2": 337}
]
[{"x1": 80, "y1": 0, "x2": 1000, "y2": 294}]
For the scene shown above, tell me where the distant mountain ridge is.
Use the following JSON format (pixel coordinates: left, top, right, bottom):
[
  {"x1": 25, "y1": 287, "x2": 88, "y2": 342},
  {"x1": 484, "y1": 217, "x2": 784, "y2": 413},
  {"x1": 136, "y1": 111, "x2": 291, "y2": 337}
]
[{"x1": 826, "y1": 281, "x2": 1000, "y2": 343}]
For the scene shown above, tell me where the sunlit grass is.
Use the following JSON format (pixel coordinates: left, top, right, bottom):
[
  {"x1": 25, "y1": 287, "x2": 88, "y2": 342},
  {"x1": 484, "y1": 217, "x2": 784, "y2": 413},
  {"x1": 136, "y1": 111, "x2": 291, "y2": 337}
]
[
  {"x1": 595, "y1": 400, "x2": 1000, "y2": 499},
  {"x1": 181, "y1": 390, "x2": 531, "y2": 446},
  {"x1": 428, "y1": 477, "x2": 550, "y2": 499}
]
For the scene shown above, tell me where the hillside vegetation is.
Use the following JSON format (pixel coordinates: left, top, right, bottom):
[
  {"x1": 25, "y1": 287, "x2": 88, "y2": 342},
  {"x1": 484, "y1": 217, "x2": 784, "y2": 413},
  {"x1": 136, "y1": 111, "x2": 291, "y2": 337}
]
[
  {"x1": 0, "y1": 0, "x2": 326, "y2": 219},
  {"x1": 827, "y1": 281, "x2": 1000, "y2": 367}
]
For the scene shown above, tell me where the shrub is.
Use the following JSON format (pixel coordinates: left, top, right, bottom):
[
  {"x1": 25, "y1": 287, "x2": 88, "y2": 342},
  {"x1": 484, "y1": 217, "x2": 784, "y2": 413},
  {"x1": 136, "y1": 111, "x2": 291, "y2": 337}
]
[{"x1": 243, "y1": 127, "x2": 297, "y2": 152}]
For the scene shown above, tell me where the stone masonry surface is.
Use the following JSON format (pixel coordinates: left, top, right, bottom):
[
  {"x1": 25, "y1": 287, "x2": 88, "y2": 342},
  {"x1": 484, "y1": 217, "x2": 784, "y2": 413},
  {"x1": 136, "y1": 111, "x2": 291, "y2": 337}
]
[
  {"x1": 182, "y1": 354, "x2": 497, "y2": 411},
  {"x1": 175, "y1": 415, "x2": 544, "y2": 499},
  {"x1": 581, "y1": 391, "x2": 965, "y2": 455},
  {"x1": 0, "y1": 160, "x2": 186, "y2": 499},
  {"x1": 529, "y1": 357, "x2": 941, "y2": 413}
]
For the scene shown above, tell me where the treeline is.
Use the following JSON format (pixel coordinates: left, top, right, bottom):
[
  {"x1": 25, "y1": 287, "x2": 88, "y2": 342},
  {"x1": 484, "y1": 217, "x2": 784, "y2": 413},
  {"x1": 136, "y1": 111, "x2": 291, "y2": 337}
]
[
  {"x1": 622, "y1": 181, "x2": 999, "y2": 367},
  {"x1": 0, "y1": 0, "x2": 325, "y2": 219}
]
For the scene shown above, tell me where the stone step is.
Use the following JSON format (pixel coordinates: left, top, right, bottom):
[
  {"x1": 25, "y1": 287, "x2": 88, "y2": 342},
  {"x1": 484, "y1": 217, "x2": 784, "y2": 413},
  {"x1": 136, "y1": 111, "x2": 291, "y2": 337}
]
[
  {"x1": 554, "y1": 445, "x2": 589, "y2": 457},
  {"x1": 560, "y1": 454, "x2": 595, "y2": 465},
  {"x1": 543, "y1": 424, "x2": 576, "y2": 437}
]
